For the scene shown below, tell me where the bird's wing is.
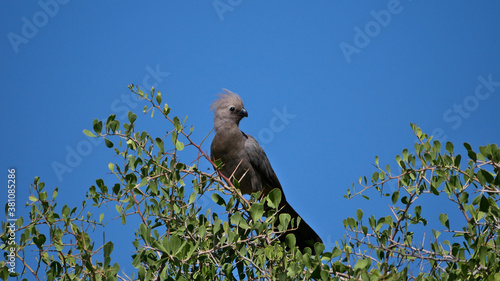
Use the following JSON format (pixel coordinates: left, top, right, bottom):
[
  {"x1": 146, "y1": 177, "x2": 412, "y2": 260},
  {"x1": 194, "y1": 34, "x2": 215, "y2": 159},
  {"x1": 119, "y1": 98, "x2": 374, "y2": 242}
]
[
  {"x1": 243, "y1": 132, "x2": 323, "y2": 250},
  {"x1": 242, "y1": 131, "x2": 283, "y2": 191}
]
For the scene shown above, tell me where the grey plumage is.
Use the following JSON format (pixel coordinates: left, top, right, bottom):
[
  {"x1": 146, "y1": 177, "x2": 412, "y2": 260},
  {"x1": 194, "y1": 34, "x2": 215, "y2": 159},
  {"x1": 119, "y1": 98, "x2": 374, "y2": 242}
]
[{"x1": 210, "y1": 90, "x2": 323, "y2": 252}]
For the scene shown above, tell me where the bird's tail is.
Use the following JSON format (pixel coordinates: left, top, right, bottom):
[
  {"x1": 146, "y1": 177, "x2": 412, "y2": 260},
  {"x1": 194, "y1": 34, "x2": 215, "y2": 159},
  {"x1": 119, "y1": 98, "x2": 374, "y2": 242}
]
[{"x1": 276, "y1": 201, "x2": 323, "y2": 253}]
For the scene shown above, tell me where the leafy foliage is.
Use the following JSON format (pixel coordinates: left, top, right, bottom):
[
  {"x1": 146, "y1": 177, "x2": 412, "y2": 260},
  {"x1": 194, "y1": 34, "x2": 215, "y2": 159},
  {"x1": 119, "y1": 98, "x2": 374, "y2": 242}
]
[
  {"x1": 1, "y1": 87, "x2": 499, "y2": 280},
  {"x1": 344, "y1": 124, "x2": 500, "y2": 280}
]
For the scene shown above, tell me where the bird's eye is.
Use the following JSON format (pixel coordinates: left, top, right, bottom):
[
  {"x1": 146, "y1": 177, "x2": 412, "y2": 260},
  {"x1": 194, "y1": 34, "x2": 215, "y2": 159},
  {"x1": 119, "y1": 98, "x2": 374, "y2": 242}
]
[{"x1": 229, "y1": 106, "x2": 235, "y2": 112}]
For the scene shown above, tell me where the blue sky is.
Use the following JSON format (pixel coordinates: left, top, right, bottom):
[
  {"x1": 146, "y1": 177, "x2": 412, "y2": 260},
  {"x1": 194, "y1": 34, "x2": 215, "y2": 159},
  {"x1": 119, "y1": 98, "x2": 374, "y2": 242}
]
[{"x1": 2, "y1": 0, "x2": 500, "y2": 277}]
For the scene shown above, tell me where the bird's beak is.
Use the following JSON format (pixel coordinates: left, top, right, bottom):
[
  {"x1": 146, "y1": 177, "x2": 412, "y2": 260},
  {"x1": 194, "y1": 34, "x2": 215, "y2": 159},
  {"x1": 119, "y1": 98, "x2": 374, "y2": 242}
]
[{"x1": 238, "y1": 108, "x2": 248, "y2": 118}]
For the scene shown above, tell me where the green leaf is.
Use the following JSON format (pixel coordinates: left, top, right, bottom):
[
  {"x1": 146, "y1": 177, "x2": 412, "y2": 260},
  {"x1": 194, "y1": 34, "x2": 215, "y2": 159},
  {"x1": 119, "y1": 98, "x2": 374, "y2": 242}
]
[
  {"x1": 175, "y1": 140, "x2": 185, "y2": 151},
  {"x1": 396, "y1": 155, "x2": 401, "y2": 166},
  {"x1": 415, "y1": 143, "x2": 423, "y2": 154},
  {"x1": 156, "y1": 91, "x2": 162, "y2": 105},
  {"x1": 83, "y1": 129, "x2": 96, "y2": 137},
  {"x1": 454, "y1": 154, "x2": 462, "y2": 167},
  {"x1": 267, "y1": 188, "x2": 282, "y2": 209},
  {"x1": 477, "y1": 169, "x2": 494, "y2": 186},
  {"x1": 464, "y1": 143, "x2": 477, "y2": 161},
  {"x1": 414, "y1": 124, "x2": 422, "y2": 137},
  {"x1": 432, "y1": 140, "x2": 441, "y2": 153},
  {"x1": 392, "y1": 191, "x2": 399, "y2": 205},
  {"x1": 211, "y1": 193, "x2": 226, "y2": 206},
  {"x1": 278, "y1": 213, "x2": 291, "y2": 231},
  {"x1": 368, "y1": 216, "x2": 376, "y2": 228},
  {"x1": 439, "y1": 213, "x2": 449, "y2": 229},
  {"x1": 188, "y1": 192, "x2": 197, "y2": 205},
  {"x1": 173, "y1": 116, "x2": 182, "y2": 132},
  {"x1": 167, "y1": 235, "x2": 182, "y2": 254},
  {"x1": 372, "y1": 171, "x2": 379, "y2": 183},
  {"x1": 104, "y1": 138, "x2": 114, "y2": 148},
  {"x1": 93, "y1": 119, "x2": 103, "y2": 135},
  {"x1": 155, "y1": 137, "x2": 164, "y2": 154},
  {"x1": 354, "y1": 258, "x2": 370, "y2": 271},
  {"x1": 15, "y1": 216, "x2": 23, "y2": 228},
  {"x1": 479, "y1": 145, "x2": 492, "y2": 159},
  {"x1": 314, "y1": 242, "x2": 325, "y2": 256},
  {"x1": 331, "y1": 247, "x2": 342, "y2": 258},
  {"x1": 375, "y1": 217, "x2": 385, "y2": 232},
  {"x1": 250, "y1": 202, "x2": 264, "y2": 222},
  {"x1": 33, "y1": 234, "x2": 46, "y2": 248},
  {"x1": 109, "y1": 120, "x2": 120, "y2": 133},
  {"x1": 285, "y1": 233, "x2": 296, "y2": 249},
  {"x1": 478, "y1": 245, "x2": 488, "y2": 266},
  {"x1": 138, "y1": 266, "x2": 145, "y2": 281},
  {"x1": 163, "y1": 103, "x2": 170, "y2": 115},
  {"x1": 113, "y1": 183, "x2": 120, "y2": 195},
  {"x1": 128, "y1": 111, "x2": 137, "y2": 124},
  {"x1": 414, "y1": 205, "x2": 421, "y2": 217},
  {"x1": 463, "y1": 142, "x2": 472, "y2": 151},
  {"x1": 231, "y1": 212, "x2": 250, "y2": 229},
  {"x1": 402, "y1": 149, "x2": 409, "y2": 162},
  {"x1": 103, "y1": 241, "x2": 114, "y2": 260},
  {"x1": 137, "y1": 177, "x2": 148, "y2": 188},
  {"x1": 356, "y1": 209, "x2": 363, "y2": 221},
  {"x1": 446, "y1": 142, "x2": 454, "y2": 154},
  {"x1": 479, "y1": 195, "x2": 490, "y2": 212},
  {"x1": 302, "y1": 253, "x2": 312, "y2": 268},
  {"x1": 108, "y1": 162, "x2": 115, "y2": 172}
]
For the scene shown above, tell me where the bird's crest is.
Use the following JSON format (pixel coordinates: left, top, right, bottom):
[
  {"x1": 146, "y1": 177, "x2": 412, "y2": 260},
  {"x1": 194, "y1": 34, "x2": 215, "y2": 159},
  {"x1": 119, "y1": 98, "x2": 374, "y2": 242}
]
[{"x1": 210, "y1": 89, "x2": 244, "y2": 111}]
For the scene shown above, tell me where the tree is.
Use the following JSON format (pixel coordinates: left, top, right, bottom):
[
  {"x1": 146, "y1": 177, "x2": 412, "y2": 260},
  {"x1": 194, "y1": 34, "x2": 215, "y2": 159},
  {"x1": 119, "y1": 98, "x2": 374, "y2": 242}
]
[
  {"x1": 343, "y1": 124, "x2": 500, "y2": 280},
  {"x1": 1, "y1": 86, "x2": 499, "y2": 280}
]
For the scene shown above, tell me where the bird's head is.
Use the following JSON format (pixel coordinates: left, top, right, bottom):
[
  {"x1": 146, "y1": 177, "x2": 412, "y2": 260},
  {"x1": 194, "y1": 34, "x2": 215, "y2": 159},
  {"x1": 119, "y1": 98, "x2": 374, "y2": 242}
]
[{"x1": 210, "y1": 89, "x2": 248, "y2": 131}]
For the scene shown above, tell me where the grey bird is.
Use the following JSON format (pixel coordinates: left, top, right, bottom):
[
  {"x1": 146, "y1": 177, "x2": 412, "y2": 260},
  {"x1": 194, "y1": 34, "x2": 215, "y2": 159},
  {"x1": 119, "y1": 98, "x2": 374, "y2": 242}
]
[{"x1": 210, "y1": 90, "x2": 323, "y2": 252}]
